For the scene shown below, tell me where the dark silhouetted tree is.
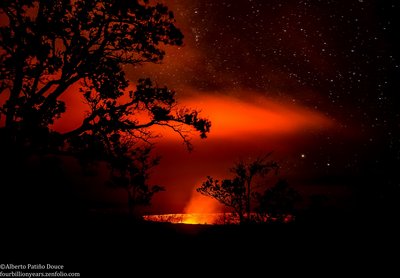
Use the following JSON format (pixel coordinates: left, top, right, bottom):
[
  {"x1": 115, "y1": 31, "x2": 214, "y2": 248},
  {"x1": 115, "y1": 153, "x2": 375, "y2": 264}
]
[
  {"x1": 197, "y1": 155, "x2": 278, "y2": 224},
  {"x1": 255, "y1": 179, "x2": 301, "y2": 222},
  {"x1": 0, "y1": 0, "x2": 210, "y2": 151},
  {"x1": 0, "y1": 0, "x2": 210, "y2": 215},
  {"x1": 107, "y1": 145, "x2": 164, "y2": 217}
]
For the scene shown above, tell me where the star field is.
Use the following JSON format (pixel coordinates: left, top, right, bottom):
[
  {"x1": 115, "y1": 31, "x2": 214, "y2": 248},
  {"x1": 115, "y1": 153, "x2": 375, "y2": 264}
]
[{"x1": 127, "y1": 0, "x2": 400, "y2": 212}]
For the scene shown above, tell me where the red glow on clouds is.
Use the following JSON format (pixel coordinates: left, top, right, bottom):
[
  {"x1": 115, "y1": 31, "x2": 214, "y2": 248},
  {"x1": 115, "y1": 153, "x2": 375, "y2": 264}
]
[
  {"x1": 148, "y1": 91, "x2": 334, "y2": 214},
  {"x1": 53, "y1": 87, "x2": 333, "y2": 140},
  {"x1": 48, "y1": 88, "x2": 335, "y2": 214},
  {"x1": 178, "y1": 93, "x2": 332, "y2": 139}
]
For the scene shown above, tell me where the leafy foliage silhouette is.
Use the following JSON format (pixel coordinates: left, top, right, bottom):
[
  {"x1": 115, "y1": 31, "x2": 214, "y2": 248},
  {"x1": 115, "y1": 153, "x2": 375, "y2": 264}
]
[
  {"x1": 0, "y1": 0, "x2": 210, "y2": 215},
  {"x1": 197, "y1": 155, "x2": 279, "y2": 224}
]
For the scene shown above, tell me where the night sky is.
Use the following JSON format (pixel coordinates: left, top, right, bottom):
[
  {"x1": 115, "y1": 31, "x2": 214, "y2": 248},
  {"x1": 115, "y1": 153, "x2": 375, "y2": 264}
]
[{"x1": 60, "y1": 0, "x2": 400, "y2": 214}]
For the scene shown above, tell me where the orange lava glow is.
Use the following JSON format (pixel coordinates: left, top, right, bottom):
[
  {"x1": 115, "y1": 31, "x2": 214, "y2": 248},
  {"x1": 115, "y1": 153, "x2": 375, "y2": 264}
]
[
  {"x1": 143, "y1": 213, "x2": 232, "y2": 225},
  {"x1": 182, "y1": 189, "x2": 222, "y2": 224},
  {"x1": 142, "y1": 213, "x2": 294, "y2": 225}
]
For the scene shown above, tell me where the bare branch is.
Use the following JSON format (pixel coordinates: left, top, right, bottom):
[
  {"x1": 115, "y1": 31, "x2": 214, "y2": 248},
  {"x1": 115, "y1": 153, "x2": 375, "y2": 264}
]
[{"x1": 157, "y1": 122, "x2": 193, "y2": 151}]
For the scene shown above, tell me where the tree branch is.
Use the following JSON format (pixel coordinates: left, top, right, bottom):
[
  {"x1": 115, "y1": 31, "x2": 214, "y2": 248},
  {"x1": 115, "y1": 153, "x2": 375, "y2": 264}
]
[
  {"x1": 29, "y1": 59, "x2": 45, "y2": 97},
  {"x1": 39, "y1": 75, "x2": 81, "y2": 115},
  {"x1": 156, "y1": 122, "x2": 192, "y2": 150},
  {"x1": 35, "y1": 79, "x2": 61, "y2": 96}
]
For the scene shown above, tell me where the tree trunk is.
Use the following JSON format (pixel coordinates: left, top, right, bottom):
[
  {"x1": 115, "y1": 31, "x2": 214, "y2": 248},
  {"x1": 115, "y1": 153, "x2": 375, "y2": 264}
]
[{"x1": 246, "y1": 179, "x2": 251, "y2": 222}]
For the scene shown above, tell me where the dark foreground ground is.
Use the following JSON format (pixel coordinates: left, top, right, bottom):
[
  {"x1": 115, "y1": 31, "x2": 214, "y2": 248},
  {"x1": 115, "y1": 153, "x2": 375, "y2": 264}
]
[{"x1": 2, "y1": 212, "x2": 399, "y2": 276}]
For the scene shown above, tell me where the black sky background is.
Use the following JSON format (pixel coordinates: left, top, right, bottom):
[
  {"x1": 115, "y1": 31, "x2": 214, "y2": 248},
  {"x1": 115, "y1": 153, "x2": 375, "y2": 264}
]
[{"x1": 137, "y1": 0, "x2": 400, "y2": 118}]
